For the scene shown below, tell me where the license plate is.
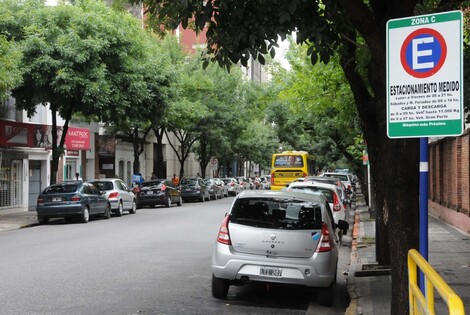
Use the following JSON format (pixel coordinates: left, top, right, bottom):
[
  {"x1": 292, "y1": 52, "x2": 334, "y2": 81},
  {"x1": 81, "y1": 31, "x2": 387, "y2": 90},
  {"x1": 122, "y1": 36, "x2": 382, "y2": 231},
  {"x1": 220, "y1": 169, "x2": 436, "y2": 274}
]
[
  {"x1": 147, "y1": 191, "x2": 153, "y2": 195},
  {"x1": 52, "y1": 197, "x2": 62, "y2": 202},
  {"x1": 260, "y1": 267, "x2": 282, "y2": 277}
]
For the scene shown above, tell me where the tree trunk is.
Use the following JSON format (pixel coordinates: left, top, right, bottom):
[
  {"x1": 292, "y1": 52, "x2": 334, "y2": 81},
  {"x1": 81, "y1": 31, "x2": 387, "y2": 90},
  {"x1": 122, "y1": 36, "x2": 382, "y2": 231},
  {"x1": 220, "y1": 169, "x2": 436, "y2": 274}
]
[
  {"x1": 153, "y1": 127, "x2": 166, "y2": 178},
  {"x1": 338, "y1": 12, "x2": 420, "y2": 312}
]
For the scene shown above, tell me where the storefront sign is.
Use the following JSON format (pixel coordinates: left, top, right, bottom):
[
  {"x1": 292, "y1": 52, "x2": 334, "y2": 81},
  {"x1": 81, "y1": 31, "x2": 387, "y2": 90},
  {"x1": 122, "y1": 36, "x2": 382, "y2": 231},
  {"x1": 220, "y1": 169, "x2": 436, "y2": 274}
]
[{"x1": 0, "y1": 120, "x2": 90, "y2": 150}]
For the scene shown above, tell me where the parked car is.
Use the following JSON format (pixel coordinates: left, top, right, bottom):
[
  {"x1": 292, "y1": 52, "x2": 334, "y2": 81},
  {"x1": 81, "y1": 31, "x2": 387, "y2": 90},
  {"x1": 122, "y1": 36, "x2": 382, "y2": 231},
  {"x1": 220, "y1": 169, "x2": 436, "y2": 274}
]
[
  {"x1": 36, "y1": 181, "x2": 111, "y2": 224},
  {"x1": 137, "y1": 179, "x2": 182, "y2": 208},
  {"x1": 235, "y1": 177, "x2": 250, "y2": 190},
  {"x1": 321, "y1": 172, "x2": 353, "y2": 195},
  {"x1": 206, "y1": 178, "x2": 224, "y2": 200},
  {"x1": 287, "y1": 181, "x2": 348, "y2": 241},
  {"x1": 180, "y1": 178, "x2": 211, "y2": 202},
  {"x1": 91, "y1": 178, "x2": 137, "y2": 216},
  {"x1": 305, "y1": 176, "x2": 351, "y2": 205},
  {"x1": 221, "y1": 178, "x2": 241, "y2": 196},
  {"x1": 211, "y1": 190, "x2": 348, "y2": 306},
  {"x1": 213, "y1": 178, "x2": 229, "y2": 197}
]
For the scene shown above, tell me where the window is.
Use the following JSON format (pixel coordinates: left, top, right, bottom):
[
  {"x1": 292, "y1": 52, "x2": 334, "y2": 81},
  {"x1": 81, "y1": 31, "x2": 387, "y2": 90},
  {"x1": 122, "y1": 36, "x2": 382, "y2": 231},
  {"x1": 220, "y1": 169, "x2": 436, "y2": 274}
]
[{"x1": 230, "y1": 198, "x2": 323, "y2": 230}]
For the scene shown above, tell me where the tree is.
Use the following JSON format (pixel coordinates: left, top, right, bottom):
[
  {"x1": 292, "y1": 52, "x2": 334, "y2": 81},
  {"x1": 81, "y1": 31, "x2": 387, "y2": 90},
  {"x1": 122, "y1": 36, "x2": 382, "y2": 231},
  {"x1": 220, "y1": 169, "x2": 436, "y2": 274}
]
[
  {"x1": 132, "y1": 1, "x2": 470, "y2": 312},
  {"x1": 0, "y1": 36, "x2": 21, "y2": 98},
  {"x1": 273, "y1": 42, "x2": 365, "y2": 186},
  {"x1": 11, "y1": 0, "x2": 156, "y2": 184}
]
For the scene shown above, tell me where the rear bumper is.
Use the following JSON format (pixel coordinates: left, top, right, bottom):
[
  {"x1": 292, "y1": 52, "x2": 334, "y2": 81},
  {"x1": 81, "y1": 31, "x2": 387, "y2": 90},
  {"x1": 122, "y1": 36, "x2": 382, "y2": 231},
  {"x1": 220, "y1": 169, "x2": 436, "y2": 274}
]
[
  {"x1": 36, "y1": 204, "x2": 85, "y2": 218},
  {"x1": 138, "y1": 194, "x2": 167, "y2": 206},
  {"x1": 181, "y1": 191, "x2": 203, "y2": 200},
  {"x1": 211, "y1": 243, "x2": 337, "y2": 288}
]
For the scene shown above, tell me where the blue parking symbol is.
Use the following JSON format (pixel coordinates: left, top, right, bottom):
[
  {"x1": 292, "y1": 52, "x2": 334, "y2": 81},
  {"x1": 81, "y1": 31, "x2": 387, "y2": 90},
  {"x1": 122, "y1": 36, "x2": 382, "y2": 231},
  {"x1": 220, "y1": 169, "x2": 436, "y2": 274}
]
[{"x1": 400, "y1": 28, "x2": 447, "y2": 78}]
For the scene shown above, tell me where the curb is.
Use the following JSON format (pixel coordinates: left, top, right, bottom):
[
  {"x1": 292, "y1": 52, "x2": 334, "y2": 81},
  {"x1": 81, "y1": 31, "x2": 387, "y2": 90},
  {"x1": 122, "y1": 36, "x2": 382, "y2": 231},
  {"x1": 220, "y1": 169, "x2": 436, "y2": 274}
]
[{"x1": 346, "y1": 197, "x2": 363, "y2": 315}]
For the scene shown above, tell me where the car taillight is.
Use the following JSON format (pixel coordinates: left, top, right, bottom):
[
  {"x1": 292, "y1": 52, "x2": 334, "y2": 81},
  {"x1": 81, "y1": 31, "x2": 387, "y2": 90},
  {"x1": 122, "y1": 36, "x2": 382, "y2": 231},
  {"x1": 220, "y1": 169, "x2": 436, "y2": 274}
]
[
  {"x1": 230, "y1": 182, "x2": 235, "y2": 186},
  {"x1": 71, "y1": 195, "x2": 81, "y2": 202},
  {"x1": 333, "y1": 192, "x2": 342, "y2": 211},
  {"x1": 303, "y1": 172, "x2": 307, "y2": 177},
  {"x1": 348, "y1": 184, "x2": 351, "y2": 191},
  {"x1": 108, "y1": 192, "x2": 118, "y2": 199},
  {"x1": 316, "y1": 223, "x2": 334, "y2": 252},
  {"x1": 161, "y1": 184, "x2": 167, "y2": 191},
  {"x1": 37, "y1": 198, "x2": 44, "y2": 205},
  {"x1": 217, "y1": 215, "x2": 231, "y2": 245},
  {"x1": 271, "y1": 173, "x2": 275, "y2": 184}
]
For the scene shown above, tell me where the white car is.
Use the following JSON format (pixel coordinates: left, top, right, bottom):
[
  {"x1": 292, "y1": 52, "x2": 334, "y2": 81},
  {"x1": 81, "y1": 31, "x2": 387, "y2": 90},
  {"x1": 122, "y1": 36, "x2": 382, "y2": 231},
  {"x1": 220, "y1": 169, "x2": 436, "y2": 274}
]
[
  {"x1": 91, "y1": 178, "x2": 137, "y2": 216},
  {"x1": 321, "y1": 172, "x2": 353, "y2": 195},
  {"x1": 286, "y1": 181, "x2": 348, "y2": 240},
  {"x1": 211, "y1": 190, "x2": 348, "y2": 306}
]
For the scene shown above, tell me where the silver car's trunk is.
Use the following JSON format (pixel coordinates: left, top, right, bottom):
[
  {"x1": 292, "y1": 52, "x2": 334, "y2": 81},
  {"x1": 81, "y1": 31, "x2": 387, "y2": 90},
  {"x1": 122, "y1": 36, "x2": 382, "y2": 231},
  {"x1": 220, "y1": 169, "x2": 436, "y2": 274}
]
[{"x1": 229, "y1": 223, "x2": 322, "y2": 258}]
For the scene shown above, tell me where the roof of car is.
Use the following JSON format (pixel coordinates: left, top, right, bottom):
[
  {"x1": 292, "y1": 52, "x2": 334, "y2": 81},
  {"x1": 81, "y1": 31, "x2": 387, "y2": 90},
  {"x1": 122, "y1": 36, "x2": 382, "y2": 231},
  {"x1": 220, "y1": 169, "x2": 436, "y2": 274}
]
[
  {"x1": 289, "y1": 181, "x2": 339, "y2": 190},
  {"x1": 235, "y1": 190, "x2": 329, "y2": 204}
]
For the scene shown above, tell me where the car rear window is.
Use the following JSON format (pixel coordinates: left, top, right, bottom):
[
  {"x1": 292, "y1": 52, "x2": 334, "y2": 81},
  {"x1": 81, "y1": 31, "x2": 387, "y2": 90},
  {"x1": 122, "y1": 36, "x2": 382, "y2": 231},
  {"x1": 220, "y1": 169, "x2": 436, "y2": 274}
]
[
  {"x1": 181, "y1": 178, "x2": 197, "y2": 186},
  {"x1": 324, "y1": 174, "x2": 348, "y2": 181},
  {"x1": 288, "y1": 187, "x2": 334, "y2": 203},
  {"x1": 43, "y1": 184, "x2": 79, "y2": 194},
  {"x1": 92, "y1": 181, "x2": 114, "y2": 191},
  {"x1": 230, "y1": 198, "x2": 323, "y2": 230}
]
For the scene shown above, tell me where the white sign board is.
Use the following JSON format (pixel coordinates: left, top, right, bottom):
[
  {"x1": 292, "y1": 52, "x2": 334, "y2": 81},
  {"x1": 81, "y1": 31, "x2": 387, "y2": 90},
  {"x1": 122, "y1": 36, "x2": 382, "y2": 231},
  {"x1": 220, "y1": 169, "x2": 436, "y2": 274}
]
[{"x1": 386, "y1": 11, "x2": 463, "y2": 138}]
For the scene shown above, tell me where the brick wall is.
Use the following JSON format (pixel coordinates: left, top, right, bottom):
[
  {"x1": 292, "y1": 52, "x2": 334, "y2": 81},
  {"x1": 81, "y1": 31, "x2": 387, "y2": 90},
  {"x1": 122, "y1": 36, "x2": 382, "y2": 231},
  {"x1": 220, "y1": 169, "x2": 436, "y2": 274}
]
[{"x1": 429, "y1": 130, "x2": 470, "y2": 233}]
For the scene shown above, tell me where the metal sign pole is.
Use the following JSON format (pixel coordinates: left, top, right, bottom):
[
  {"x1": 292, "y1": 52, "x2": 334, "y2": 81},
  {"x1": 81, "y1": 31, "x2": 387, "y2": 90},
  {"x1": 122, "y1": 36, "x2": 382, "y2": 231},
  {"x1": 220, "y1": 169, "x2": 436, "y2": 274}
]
[{"x1": 419, "y1": 137, "x2": 429, "y2": 290}]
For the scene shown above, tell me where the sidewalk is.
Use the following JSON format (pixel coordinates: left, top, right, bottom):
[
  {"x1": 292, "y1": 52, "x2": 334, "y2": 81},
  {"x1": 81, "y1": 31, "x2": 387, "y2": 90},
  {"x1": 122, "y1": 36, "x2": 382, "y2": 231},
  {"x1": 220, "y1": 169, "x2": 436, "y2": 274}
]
[
  {"x1": 347, "y1": 193, "x2": 470, "y2": 314},
  {"x1": 0, "y1": 208, "x2": 38, "y2": 233}
]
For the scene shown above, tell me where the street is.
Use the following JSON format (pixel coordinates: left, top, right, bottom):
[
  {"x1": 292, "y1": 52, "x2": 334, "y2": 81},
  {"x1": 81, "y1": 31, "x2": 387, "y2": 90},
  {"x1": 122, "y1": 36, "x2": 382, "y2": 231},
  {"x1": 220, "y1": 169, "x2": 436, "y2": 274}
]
[{"x1": 0, "y1": 197, "x2": 351, "y2": 314}]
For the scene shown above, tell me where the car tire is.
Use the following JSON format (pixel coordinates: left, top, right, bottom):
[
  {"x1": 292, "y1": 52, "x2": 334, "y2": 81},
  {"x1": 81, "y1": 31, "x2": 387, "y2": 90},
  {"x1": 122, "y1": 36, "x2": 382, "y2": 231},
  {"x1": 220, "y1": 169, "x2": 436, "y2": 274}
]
[
  {"x1": 129, "y1": 200, "x2": 137, "y2": 214},
  {"x1": 38, "y1": 216, "x2": 49, "y2": 225},
  {"x1": 318, "y1": 282, "x2": 335, "y2": 306},
  {"x1": 177, "y1": 196, "x2": 183, "y2": 206},
  {"x1": 166, "y1": 196, "x2": 172, "y2": 208},
  {"x1": 80, "y1": 207, "x2": 90, "y2": 223},
  {"x1": 116, "y1": 202, "x2": 123, "y2": 217},
  {"x1": 103, "y1": 203, "x2": 111, "y2": 219},
  {"x1": 211, "y1": 274, "x2": 229, "y2": 299}
]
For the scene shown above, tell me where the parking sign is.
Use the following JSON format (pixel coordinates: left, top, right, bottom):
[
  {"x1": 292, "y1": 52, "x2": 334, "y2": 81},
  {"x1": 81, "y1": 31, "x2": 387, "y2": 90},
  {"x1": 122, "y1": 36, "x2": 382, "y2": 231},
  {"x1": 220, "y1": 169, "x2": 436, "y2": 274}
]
[{"x1": 386, "y1": 11, "x2": 463, "y2": 138}]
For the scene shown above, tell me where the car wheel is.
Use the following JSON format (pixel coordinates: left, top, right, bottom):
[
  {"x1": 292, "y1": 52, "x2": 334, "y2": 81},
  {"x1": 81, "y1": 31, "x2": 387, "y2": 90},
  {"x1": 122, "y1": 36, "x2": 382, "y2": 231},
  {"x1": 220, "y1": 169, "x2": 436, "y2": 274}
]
[
  {"x1": 165, "y1": 196, "x2": 172, "y2": 208},
  {"x1": 177, "y1": 196, "x2": 183, "y2": 206},
  {"x1": 103, "y1": 203, "x2": 111, "y2": 219},
  {"x1": 211, "y1": 274, "x2": 229, "y2": 299},
  {"x1": 116, "y1": 202, "x2": 123, "y2": 217},
  {"x1": 38, "y1": 216, "x2": 49, "y2": 225},
  {"x1": 80, "y1": 207, "x2": 90, "y2": 223},
  {"x1": 129, "y1": 200, "x2": 137, "y2": 214},
  {"x1": 318, "y1": 282, "x2": 335, "y2": 306}
]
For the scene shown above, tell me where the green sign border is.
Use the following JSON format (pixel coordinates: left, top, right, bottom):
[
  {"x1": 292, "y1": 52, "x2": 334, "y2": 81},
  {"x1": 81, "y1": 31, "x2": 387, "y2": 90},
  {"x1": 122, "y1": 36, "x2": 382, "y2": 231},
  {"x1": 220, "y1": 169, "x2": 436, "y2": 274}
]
[{"x1": 386, "y1": 10, "x2": 463, "y2": 138}]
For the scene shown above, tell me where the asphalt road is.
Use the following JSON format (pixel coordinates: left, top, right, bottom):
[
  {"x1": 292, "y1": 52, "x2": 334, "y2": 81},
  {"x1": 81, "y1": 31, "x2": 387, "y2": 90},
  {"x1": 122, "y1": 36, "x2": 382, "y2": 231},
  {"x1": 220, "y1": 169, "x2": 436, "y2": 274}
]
[{"x1": 0, "y1": 196, "x2": 351, "y2": 315}]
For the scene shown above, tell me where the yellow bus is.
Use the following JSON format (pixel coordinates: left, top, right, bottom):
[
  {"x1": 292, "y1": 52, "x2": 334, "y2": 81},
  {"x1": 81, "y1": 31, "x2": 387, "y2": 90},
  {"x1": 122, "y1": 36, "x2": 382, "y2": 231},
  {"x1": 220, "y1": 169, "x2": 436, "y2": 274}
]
[{"x1": 270, "y1": 151, "x2": 316, "y2": 190}]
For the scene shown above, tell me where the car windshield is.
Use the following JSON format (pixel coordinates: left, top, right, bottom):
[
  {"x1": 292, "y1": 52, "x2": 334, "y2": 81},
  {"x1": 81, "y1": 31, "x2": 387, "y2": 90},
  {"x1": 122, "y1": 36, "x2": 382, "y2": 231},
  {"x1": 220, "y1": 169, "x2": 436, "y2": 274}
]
[
  {"x1": 43, "y1": 184, "x2": 79, "y2": 194},
  {"x1": 221, "y1": 179, "x2": 232, "y2": 184},
  {"x1": 230, "y1": 198, "x2": 322, "y2": 230},
  {"x1": 92, "y1": 181, "x2": 114, "y2": 191},
  {"x1": 141, "y1": 180, "x2": 164, "y2": 188}
]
